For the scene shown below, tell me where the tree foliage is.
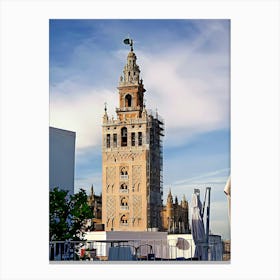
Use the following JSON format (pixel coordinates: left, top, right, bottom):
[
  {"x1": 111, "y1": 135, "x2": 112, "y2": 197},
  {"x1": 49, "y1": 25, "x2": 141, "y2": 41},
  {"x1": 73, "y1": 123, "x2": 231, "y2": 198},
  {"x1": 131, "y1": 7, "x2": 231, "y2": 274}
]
[{"x1": 49, "y1": 188, "x2": 93, "y2": 241}]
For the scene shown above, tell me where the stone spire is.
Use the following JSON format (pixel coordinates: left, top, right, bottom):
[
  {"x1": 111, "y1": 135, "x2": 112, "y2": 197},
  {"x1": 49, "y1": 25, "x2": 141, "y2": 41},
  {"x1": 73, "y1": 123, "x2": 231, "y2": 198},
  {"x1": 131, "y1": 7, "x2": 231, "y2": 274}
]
[
  {"x1": 167, "y1": 188, "x2": 173, "y2": 205},
  {"x1": 90, "y1": 184, "x2": 94, "y2": 197},
  {"x1": 87, "y1": 185, "x2": 95, "y2": 207},
  {"x1": 119, "y1": 48, "x2": 141, "y2": 87},
  {"x1": 116, "y1": 39, "x2": 146, "y2": 119},
  {"x1": 181, "y1": 194, "x2": 188, "y2": 208},
  {"x1": 103, "y1": 102, "x2": 108, "y2": 123}
]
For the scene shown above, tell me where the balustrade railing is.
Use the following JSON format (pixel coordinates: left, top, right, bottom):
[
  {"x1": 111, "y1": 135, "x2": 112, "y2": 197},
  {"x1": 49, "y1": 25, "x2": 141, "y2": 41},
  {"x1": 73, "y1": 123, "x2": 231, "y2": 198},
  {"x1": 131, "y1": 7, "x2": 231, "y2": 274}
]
[
  {"x1": 49, "y1": 238, "x2": 224, "y2": 262},
  {"x1": 120, "y1": 189, "x2": 128, "y2": 193},
  {"x1": 120, "y1": 205, "x2": 129, "y2": 210},
  {"x1": 120, "y1": 175, "x2": 128, "y2": 180}
]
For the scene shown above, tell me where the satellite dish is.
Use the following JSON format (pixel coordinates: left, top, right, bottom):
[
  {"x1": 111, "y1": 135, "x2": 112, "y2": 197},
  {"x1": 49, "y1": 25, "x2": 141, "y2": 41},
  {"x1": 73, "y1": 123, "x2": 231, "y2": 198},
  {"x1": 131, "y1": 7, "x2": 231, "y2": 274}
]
[{"x1": 176, "y1": 238, "x2": 190, "y2": 250}]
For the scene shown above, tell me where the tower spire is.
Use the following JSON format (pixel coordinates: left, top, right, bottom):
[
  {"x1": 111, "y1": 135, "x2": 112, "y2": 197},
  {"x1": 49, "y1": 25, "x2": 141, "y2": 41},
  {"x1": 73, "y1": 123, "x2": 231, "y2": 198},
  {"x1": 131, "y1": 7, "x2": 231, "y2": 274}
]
[
  {"x1": 116, "y1": 38, "x2": 146, "y2": 120},
  {"x1": 119, "y1": 39, "x2": 141, "y2": 86}
]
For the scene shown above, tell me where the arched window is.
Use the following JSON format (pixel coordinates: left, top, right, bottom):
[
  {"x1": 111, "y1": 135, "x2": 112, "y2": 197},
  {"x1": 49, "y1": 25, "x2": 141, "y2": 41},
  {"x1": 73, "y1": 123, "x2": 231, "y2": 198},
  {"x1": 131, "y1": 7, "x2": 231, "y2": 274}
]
[
  {"x1": 120, "y1": 183, "x2": 127, "y2": 189},
  {"x1": 131, "y1": 132, "x2": 135, "y2": 146},
  {"x1": 138, "y1": 132, "x2": 142, "y2": 146},
  {"x1": 121, "y1": 215, "x2": 128, "y2": 224},
  {"x1": 120, "y1": 167, "x2": 128, "y2": 180},
  {"x1": 125, "y1": 94, "x2": 132, "y2": 107},
  {"x1": 120, "y1": 183, "x2": 128, "y2": 193},
  {"x1": 106, "y1": 134, "x2": 110, "y2": 148},
  {"x1": 121, "y1": 197, "x2": 128, "y2": 206},
  {"x1": 121, "y1": 127, "x2": 127, "y2": 146},
  {"x1": 120, "y1": 167, "x2": 128, "y2": 175},
  {"x1": 113, "y1": 133, "x2": 117, "y2": 147}
]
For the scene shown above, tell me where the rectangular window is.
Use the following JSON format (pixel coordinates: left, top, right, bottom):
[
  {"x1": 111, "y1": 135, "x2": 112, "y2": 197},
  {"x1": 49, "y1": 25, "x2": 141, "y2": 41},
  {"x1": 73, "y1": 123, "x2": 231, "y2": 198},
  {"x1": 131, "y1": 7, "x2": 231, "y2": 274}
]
[
  {"x1": 106, "y1": 134, "x2": 110, "y2": 148},
  {"x1": 138, "y1": 132, "x2": 142, "y2": 146},
  {"x1": 113, "y1": 133, "x2": 117, "y2": 147},
  {"x1": 131, "y1": 132, "x2": 135, "y2": 146},
  {"x1": 121, "y1": 127, "x2": 127, "y2": 146}
]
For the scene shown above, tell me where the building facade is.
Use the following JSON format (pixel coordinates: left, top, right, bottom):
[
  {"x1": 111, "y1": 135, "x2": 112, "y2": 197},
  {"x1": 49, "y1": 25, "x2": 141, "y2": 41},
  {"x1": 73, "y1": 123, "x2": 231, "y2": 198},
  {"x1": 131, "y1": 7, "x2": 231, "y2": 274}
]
[
  {"x1": 87, "y1": 185, "x2": 102, "y2": 228},
  {"x1": 49, "y1": 126, "x2": 76, "y2": 195},
  {"x1": 161, "y1": 190, "x2": 190, "y2": 234},
  {"x1": 102, "y1": 41, "x2": 164, "y2": 231}
]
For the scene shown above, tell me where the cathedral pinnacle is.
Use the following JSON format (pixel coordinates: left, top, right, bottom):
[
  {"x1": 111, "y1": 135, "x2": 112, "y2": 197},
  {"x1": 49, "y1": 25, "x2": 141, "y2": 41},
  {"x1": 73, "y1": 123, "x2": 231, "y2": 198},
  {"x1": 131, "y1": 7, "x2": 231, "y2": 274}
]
[
  {"x1": 167, "y1": 188, "x2": 173, "y2": 205},
  {"x1": 168, "y1": 188, "x2": 172, "y2": 197}
]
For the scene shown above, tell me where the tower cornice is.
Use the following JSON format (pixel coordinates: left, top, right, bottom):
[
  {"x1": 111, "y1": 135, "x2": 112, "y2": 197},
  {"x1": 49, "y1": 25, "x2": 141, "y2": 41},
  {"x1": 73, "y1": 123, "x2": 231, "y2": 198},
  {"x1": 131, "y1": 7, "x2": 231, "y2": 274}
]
[{"x1": 117, "y1": 84, "x2": 146, "y2": 93}]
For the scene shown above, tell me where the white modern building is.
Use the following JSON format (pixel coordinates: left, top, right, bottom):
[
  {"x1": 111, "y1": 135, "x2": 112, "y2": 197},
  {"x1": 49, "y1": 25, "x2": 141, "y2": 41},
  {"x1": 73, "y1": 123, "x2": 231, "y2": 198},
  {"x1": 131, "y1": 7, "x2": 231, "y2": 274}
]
[{"x1": 49, "y1": 127, "x2": 76, "y2": 195}]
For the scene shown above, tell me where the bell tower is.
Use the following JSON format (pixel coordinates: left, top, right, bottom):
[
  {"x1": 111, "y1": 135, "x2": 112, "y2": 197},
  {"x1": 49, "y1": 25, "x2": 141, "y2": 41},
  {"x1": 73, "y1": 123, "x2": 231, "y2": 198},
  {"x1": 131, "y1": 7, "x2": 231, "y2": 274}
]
[
  {"x1": 117, "y1": 41, "x2": 145, "y2": 121},
  {"x1": 101, "y1": 38, "x2": 164, "y2": 232}
]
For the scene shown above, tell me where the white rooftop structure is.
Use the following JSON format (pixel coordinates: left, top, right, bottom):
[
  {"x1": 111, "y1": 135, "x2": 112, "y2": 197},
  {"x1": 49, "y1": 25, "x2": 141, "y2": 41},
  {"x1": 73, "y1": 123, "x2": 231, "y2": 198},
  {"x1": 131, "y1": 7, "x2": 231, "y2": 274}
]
[{"x1": 84, "y1": 231, "x2": 168, "y2": 260}]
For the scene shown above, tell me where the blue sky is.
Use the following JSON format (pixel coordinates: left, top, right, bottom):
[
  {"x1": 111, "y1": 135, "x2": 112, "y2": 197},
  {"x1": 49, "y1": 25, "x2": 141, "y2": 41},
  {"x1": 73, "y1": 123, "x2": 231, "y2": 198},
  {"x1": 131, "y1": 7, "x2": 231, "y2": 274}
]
[{"x1": 49, "y1": 19, "x2": 230, "y2": 239}]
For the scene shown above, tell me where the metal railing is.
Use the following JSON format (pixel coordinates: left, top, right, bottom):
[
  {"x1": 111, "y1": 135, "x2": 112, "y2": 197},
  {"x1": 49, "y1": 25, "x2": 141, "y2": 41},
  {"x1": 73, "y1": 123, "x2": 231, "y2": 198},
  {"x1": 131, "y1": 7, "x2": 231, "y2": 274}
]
[
  {"x1": 120, "y1": 175, "x2": 129, "y2": 180},
  {"x1": 120, "y1": 205, "x2": 129, "y2": 210},
  {"x1": 49, "y1": 239, "x2": 224, "y2": 262},
  {"x1": 120, "y1": 189, "x2": 129, "y2": 193}
]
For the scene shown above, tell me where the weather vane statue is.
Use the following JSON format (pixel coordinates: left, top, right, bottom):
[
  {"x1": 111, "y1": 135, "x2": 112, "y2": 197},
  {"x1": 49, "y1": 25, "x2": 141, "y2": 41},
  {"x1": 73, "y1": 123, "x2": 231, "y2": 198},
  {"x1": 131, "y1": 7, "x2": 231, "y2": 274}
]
[{"x1": 123, "y1": 37, "x2": 133, "y2": 51}]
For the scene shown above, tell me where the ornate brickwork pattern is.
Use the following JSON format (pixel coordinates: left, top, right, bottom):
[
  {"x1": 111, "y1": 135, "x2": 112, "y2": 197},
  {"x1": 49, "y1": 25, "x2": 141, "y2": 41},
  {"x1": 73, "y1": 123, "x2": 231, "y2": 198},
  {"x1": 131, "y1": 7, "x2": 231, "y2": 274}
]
[
  {"x1": 106, "y1": 196, "x2": 116, "y2": 220},
  {"x1": 106, "y1": 166, "x2": 116, "y2": 191},
  {"x1": 133, "y1": 195, "x2": 142, "y2": 219},
  {"x1": 106, "y1": 152, "x2": 143, "y2": 162},
  {"x1": 132, "y1": 165, "x2": 141, "y2": 192}
]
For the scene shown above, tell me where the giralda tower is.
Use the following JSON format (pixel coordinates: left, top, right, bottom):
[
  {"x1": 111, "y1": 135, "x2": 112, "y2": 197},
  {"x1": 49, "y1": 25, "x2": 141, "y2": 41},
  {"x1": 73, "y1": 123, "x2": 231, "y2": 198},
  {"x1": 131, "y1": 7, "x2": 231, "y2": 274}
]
[{"x1": 102, "y1": 39, "x2": 164, "y2": 231}]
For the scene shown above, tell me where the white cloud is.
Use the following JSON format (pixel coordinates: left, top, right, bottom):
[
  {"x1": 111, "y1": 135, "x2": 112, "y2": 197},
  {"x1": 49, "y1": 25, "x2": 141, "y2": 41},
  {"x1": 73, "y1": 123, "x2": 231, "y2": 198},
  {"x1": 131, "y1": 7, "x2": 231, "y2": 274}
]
[
  {"x1": 50, "y1": 21, "x2": 229, "y2": 150},
  {"x1": 173, "y1": 168, "x2": 230, "y2": 186},
  {"x1": 139, "y1": 48, "x2": 229, "y2": 147},
  {"x1": 50, "y1": 44, "x2": 229, "y2": 150},
  {"x1": 50, "y1": 87, "x2": 117, "y2": 149}
]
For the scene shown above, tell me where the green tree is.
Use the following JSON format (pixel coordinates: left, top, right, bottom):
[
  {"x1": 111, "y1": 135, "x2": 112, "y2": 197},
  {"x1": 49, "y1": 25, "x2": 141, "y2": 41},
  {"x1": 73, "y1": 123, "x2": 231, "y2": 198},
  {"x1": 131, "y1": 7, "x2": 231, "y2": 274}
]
[{"x1": 49, "y1": 187, "x2": 93, "y2": 241}]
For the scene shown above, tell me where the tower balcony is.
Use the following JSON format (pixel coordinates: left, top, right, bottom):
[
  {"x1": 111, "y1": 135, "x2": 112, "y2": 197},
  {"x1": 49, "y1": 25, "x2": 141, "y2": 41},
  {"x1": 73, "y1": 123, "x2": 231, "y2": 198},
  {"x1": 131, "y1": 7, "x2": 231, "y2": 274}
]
[
  {"x1": 120, "y1": 206, "x2": 129, "y2": 211},
  {"x1": 103, "y1": 118, "x2": 147, "y2": 126},
  {"x1": 120, "y1": 189, "x2": 129, "y2": 193},
  {"x1": 120, "y1": 174, "x2": 129, "y2": 180},
  {"x1": 116, "y1": 106, "x2": 141, "y2": 113},
  {"x1": 118, "y1": 80, "x2": 139, "y2": 87}
]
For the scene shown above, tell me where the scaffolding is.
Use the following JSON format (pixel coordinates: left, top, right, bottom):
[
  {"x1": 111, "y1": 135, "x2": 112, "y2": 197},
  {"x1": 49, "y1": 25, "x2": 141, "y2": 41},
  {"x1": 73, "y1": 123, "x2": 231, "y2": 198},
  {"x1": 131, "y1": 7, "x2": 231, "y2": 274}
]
[{"x1": 146, "y1": 109, "x2": 165, "y2": 230}]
